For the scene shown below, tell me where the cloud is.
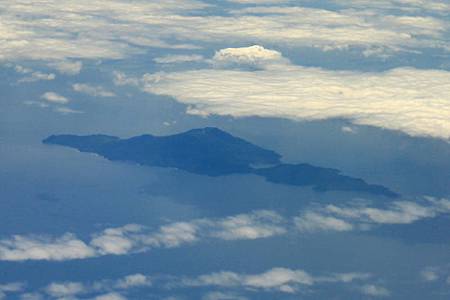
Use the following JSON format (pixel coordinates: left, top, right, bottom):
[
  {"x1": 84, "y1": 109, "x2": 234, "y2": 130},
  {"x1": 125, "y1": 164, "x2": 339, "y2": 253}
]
[
  {"x1": 185, "y1": 267, "x2": 371, "y2": 294},
  {"x1": 94, "y1": 292, "x2": 127, "y2": 300},
  {"x1": 211, "y1": 45, "x2": 289, "y2": 69},
  {"x1": 131, "y1": 46, "x2": 450, "y2": 140},
  {"x1": 295, "y1": 198, "x2": 450, "y2": 233},
  {"x1": 0, "y1": 233, "x2": 95, "y2": 261},
  {"x1": 206, "y1": 210, "x2": 285, "y2": 240},
  {"x1": 41, "y1": 92, "x2": 69, "y2": 104},
  {"x1": 359, "y1": 284, "x2": 390, "y2": 297},
  {"x1": 54, "y1": 107, "x2": 84, "y2": 114},
  {"x1": 48, "y1": 60, "x2": 83, "y2": 75},
  {"x1": 154, "y1": 54, "x2": 204, "y2": 64},
  {"x1": 115, "y1": 274, "x2": 152, "y2": 289},
  {"x1": 14, "y1": 65, "x2": 55, "y2": 83},
  {"x1": 45, "y1": 282, "x2": 85, "y2": 298},
  {"x1": 1, "y1": 198, "x2": 449, "y2": 262},
  {"x1": 1, "y1": 0, "x2": 449, "y2": 63},
  {"x1": 295, "y1": 212, "x2": 354, "y2": 233},
  {"x1": 0, "y1": 283, "x2": 24, "y2": 299},
  {"x1": 0, "y1": 210, "x2": 285, "y2": 262},
  {"x1": 203, "y1": 291, "x2": 248, "y2": 300},
  {"x1": 72, "y1": 83, "x2": 116, "y2": 97}
]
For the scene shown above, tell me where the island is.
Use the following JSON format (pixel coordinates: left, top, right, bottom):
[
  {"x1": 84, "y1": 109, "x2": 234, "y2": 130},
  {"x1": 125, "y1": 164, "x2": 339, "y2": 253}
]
[{"x1": 43, "y1": 127, "x2": 398, "y2": 197}]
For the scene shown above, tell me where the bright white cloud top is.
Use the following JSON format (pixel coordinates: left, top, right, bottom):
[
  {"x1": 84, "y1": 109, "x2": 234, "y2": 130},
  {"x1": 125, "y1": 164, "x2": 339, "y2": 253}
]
[{"x1": 119, "y1": 45, "x2": 450, "y2": 140}]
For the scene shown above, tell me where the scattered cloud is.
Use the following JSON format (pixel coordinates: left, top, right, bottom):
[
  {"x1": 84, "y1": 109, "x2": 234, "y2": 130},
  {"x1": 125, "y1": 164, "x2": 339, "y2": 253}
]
[
  {"x1": 73, "y1": 83, "x2": 116, "y2": 97},
  {"x1": 154, "y1": 54, "x2": 204, "y2": 64},
  {"x1": 1, "y1": 198, "x2": 449, "y2": 262},
  {"x1": 48, "y1": 60, "x2": 83, "y2": 75},
  {"x1": 184, "y1": 267, "x2": 371, "y2": 294},
  {"x1": 41, "y1": 92, "x2": 69, "y2": 104},
  {"x1": 203, "y1": 291, "x2": 248, "y2": 300},
  {"x1": 295, "y1": 197, "x2": 450, "y2": 233},
  {"x1": 359, "y1": 284, "x2": 390, "y2": 297},
  {"x1": 14, "y1": 65, "x2": 55, "y2": 83}
]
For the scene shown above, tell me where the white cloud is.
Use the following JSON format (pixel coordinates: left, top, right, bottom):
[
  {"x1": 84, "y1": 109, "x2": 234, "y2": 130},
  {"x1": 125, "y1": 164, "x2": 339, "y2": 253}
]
[
  {"x1": 14, "y1": 66, "x2": 55, "y2": 82},
  {"x1": 115, "y1": 274, "x2": 151, "y2": 289},
  {"x1": 295, "y1": 198, "x2": 450, "y2": 233},
  {"x1": 45, "y1": 282, "x2": 85, "y2": 298},
  {"x1": 41, "y1": 92, "x2": 69, "y2": 104},
  {"x1": 203, "y1": 291, "x2": 248, "y2": 300},
  {"x1": 94, "y1": 292, "x2": 127, "y2": 300},
  {"x1": 73, "y1": 83, "x2": 116, "y2": 97},
  {"x1": 1, "y1": 0, "x2": 449, "y2": 63},
  {"x1": 48, "y1": 60, "x2": 83, "y2": 75},
  {"x1": 0, "y1": 233, "x2": 95, "y2": 261},
  {"x1": 154, "y1": 54, "x2": 204, "y2": 64},
  {"x1": 359, "y1": 284, "x2": 390, "y2": 297},
  {"x1": 90, "y1": 224, "x2": 142, "y2": 255},
  {"x1": 295, "y1": 212, "x2": 354, "y2": 233},
  {"x1": 54, "y1": 107, "x2": 84, "y2": 114},
  {"x1": 0, "y1": 282, "x2": 24, "y2": 299},
  {"x1": 185, "y1": 268, "x2": 313, "y2": 293},
  {"x1": 0, "y1": 210, "x2": 286, "y2": 262},
  {"x1": 132, "y1": 46, "x2": 450, "y2": 140},
  {"x1": 207, "y1": 210, "x2": 286, "y2": 240},
  {"x1": 211, "y1": 45, "x2": 289, "y2": 69},
  {"x1": 185, "y1": 267, "x2": 371, "y2": 294}
]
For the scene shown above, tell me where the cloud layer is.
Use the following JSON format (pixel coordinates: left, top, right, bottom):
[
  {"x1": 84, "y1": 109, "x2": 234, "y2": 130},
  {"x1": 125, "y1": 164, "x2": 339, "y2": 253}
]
[{"x1": 128, "y1": 45, "x2": 450, "y2": 140}]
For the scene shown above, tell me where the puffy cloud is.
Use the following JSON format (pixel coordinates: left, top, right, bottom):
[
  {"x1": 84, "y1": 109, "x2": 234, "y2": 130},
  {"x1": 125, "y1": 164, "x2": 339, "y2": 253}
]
[
  {"x1": 295, "y1": 198, "x2": 450, "y2": 233},
  {"x1": 185, "y1": 267, "x2": 371, "y2": 294},
  {"x1": 72, "y1": 83, "x2": 116, "y2": 97},
  {"x1": 211, "y1": 45, "x2": 289, "y2": 69},
  {"x1": 0, "y1": 233, "x2": 95, "y2": 261},
  {"x1": 0, "y1": 282, "x2": 24, "y2": 299},
  {"x1": 45, "y1": 282, "x2": 85, "y2": 298},
  {"x1": 0, "y1": 210, "x2": 286, "y2": 262},
  {"x1": 203, "y1": 291, "x2": 248, "y2": 300},
  {"x1": 134, "y1": 47, "x2": 450, "y2": 140},
  {"x1": 208, "y1": 210, "x2": 286, "y2": 240},
  {"x1": 295, "y1": 212, "x2": 354, "y2": 233},
  {"x1": 154, "y1": 54, "x2": 204, "y2": 64},
  {"x1": 359, "y1": 284, "x2": 390, "y2": 297},
  {"x1": 41, "y1": 92, "x2": 69, "y2": 104},
  {"x1": 94, "y1": 292, "x2": 127, "y2": 300},
  {"x1": 18, "y1": 72, "x2": 55, "y2": 83},
  {"x1": 115, "y1": 274, "x2": 151, "y2": 289},
  {"x1": 48, "y1": 60, "x2": 83, "y2": 75}
]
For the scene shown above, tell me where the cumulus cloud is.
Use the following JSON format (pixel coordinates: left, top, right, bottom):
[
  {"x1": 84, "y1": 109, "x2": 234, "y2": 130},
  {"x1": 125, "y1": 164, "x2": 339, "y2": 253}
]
[
  {"x1": 73, "y1": 83, "x2": 116, "y2": 97},
  {"x1": 1, "y1": 198, "x2": 449, "y2": 262},
  {"x1": 154, "y1": 54, "x2": 204, "y2": 64},
  {"x1": 0, "y1": 210, "x2": 286, "y2": 262},
  {"x1": 14, "y1": 65, "x2": 55, "y2": 83},
  {"x1": 295, "y1": 212, "x2": 354, "y2": 233},
  {"x1": 94, "y1": 292, "x2": 127, "y2": 300},
  {"x1": 132, "y1": 46, "x2": 450, "y2": 140},
  {"x1": 41, "y1": 92, "x2": 69, "y2": 104},
  {"x1": 184, "y1": 267, "x2": 371, "y2": 294},
  {"x1": 359, "y1": 284, "x2": 390, "y2": 297},
  {"x1": 48, "y1": 60, "x2": 83, "y2": 75},
  {"x1": 0, "y1": 283, "x2": 24, "y2": 299},
  {"x1": 295, "y1": 197, "x2": 450, "y2": 233},
  {"x1": 0, "y1": 233, "x2": 95, "y2": 261},
  {"x1": 211, "y1": 45, "x2": 289, "y2": 69},
  {"x1": 45, "y1": 282, "x2": 85, "y2": 298},
  {"x1": 203, "y1": 291, "x2": 248, "y2": 300}
]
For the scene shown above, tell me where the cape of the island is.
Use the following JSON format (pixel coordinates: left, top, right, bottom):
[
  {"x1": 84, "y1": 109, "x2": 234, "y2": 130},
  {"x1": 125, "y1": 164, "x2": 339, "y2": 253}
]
[{"x1": 43, "y1": 127, "x2": 398, "y2": 197}]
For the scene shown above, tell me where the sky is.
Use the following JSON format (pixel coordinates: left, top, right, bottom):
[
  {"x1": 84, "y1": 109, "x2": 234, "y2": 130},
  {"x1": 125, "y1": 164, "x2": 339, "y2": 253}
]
[{"x1": 0, "y1": 0, "x2": 450, "y2": 299}]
